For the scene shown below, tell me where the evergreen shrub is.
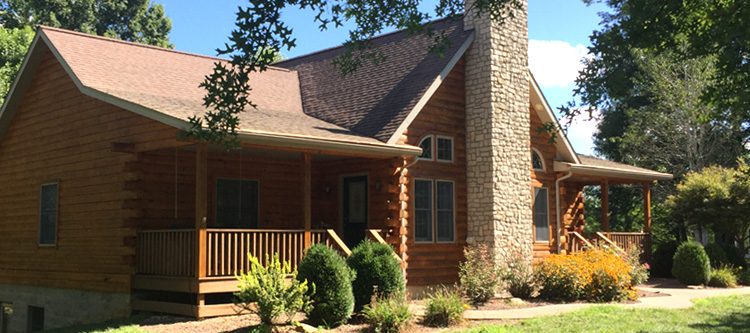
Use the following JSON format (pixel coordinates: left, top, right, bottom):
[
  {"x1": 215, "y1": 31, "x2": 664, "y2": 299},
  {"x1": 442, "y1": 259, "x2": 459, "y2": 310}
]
[
  {"x1": 297, "y1": 244, "x2": 355, "y2": 327},
  {"x1": 347, "y1": 241, "x2": 405, "y2": 312},
  {"x1": 672, "y1": 242, "x2": 711, "y2": 285}
]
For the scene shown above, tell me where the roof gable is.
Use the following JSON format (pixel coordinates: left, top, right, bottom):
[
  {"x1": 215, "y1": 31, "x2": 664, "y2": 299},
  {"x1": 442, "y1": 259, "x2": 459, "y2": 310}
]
[
  {"x1": 528, "y1": 72, "x2": 579, "y2": 164},
  {"x1": 275, "y1": 17, "x2": 474, "y2": 143}
]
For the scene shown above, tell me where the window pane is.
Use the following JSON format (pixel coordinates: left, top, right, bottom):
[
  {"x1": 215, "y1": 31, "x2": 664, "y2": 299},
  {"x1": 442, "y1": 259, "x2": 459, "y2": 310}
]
[
  {"x1": 532, "y1": 151, "x2": 544, "y2": 170},
  {"x1": 437, "y1": 137, "x2": 453, "y2": 161},
  {"x1": 414, "y1": 180, "x2": 432, "y2": 242},
  {"x1": 216, "y1": 179, "x2": 259, "y2": 228},
  {"x1": 39, "y1": 184, "x2": 57, "y2": 245},
  {"x1": 436, "y1": 181, "x2": 454, "y2": 242},
  {"x1": 534, "y1": 188, "x2": 549, "y2": 242},
  {"x1": 419, "y1": 137, "x2": 432, "y2": 159}
]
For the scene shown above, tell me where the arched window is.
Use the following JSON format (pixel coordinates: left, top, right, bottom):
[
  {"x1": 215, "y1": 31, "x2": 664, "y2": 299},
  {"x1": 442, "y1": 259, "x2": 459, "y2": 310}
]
[
  {"x1": 532, "y1": 149, "x2": 545, "y2": 171},
  {"x1": 418, "y1": 135, "x2": 433, "y2": 160}
]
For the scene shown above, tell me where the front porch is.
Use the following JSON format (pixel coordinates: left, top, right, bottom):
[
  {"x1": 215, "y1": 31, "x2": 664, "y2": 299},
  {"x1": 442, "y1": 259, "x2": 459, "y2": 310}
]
[{"x1": 127, "y1": 142, "x2": 412, "y2": 317}]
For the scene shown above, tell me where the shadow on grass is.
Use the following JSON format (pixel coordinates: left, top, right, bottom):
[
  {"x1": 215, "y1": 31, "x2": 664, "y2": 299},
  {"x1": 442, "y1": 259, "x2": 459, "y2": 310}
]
[
  {"x1": 689, "y1": 311, "x2": 750, "y2": 332},
  {"x1": 47, "y1": 314, "x2": 150, "y2": 333}
]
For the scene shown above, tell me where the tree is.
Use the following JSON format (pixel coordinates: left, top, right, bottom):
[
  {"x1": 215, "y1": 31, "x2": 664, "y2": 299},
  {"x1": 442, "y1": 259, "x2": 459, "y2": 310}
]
[
  {"x1": 188, "y1": 0, "x2": 525, "y2": 147},
  {"x1": 0, "y1": 0, "x2": 173, "y2": 104},
  {"x1": 666, "y1": 165, "x2": 750, "y2": 253}
]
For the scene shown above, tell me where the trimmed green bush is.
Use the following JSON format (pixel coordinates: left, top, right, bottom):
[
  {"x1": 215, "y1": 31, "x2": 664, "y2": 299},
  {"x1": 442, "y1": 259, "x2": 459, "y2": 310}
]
[
  {"x1": 347, "y1": 241, "x2": 405, "y2": 311},
  {"x1": 708, "y1": 266, "x2": 738, "y2": 288},
  {"x1": 651, "y1": 241, "x2": 678, "y2": 278},
  {"x1": 296, "y1": 244, "x2": 355, "y2": 327},
  {"x1": 737, "y1": 268, "x2": 750, "y2": 286},
  {"x1": 720, "y1": 243, "x2": 747, "y2": 267},
  {"x1": 672, "y1": 242, "x2": 711, "y2": 285},
  {"x1": 362, "y1": 294, "x2": 411, "y2": 333},
  {"x1": 423, "y1": 286, "x2": 465, "y2": 327},
  {"x1": 704, "y1": 243, "x2": 728, "y2": 268}
]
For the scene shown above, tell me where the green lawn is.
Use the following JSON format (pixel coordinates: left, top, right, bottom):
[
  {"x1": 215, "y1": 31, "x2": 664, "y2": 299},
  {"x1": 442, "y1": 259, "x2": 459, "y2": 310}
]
[{"x1": 460, "y1": 294, "x2": 750, "y2": 333}]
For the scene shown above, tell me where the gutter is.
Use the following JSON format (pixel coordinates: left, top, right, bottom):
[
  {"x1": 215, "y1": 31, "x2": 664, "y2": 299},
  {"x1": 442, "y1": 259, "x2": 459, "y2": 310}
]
[
  {"x1": 555, "y1": 171, "x2": 574, "y2": 253},
  {"x1": 553, "y1": 161, "x2": 673, "y2": 182}
]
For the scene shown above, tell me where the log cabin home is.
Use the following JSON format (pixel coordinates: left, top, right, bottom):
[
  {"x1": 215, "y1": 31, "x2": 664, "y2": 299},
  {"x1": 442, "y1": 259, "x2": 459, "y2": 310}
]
[{"x1": 0, "y1": 8, "x2": 671, "y2": 332}]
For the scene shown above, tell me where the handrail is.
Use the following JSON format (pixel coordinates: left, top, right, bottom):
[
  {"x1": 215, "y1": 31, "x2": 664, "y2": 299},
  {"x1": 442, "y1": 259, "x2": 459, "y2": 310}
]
[
  {"x1": 326, "y1": 229, "x2": 352, "y2": 256},
  {"x1": 570, "y1": 231, "x2": 594, "y2": 248},
  {"x1": 568, "y1": 231, "x2": 593, "y2": 254},
  {"x1": 595, "y1": 232, "x2": 627, "y2": 255}
]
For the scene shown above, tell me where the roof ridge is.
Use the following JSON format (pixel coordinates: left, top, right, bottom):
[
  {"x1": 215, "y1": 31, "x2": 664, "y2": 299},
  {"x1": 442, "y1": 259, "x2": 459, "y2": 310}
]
[
  {"x1": 274, "y1": 14, "x2": 465, "y2": 65},
  {"x1": 37, "y1": 25, "x2": 294, "y2": 73}
]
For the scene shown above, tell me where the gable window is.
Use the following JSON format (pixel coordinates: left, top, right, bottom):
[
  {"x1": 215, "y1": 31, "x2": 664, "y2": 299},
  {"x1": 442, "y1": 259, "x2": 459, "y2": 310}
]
[
  {"x1": 532, "y1": 149, "x2": 545, "y2": 171},
  {"x1": 38, "y1": 183, "x2": 58, "y2": 246},
  {"x1": 216, "y1": 178, "x2": 259, "y2": 229},
  {"x1": 414, "y1": 179, "x2": 455, "y2": 243},
  {"x1": 436, "y1": 136, "x2": 454, "y2": 162},
  {"x1": 418, "y1": 136, "x2": 433, "y2": 160},
  {"x1": 533, "y1": 187, "x2": 550, "y2": 242}
]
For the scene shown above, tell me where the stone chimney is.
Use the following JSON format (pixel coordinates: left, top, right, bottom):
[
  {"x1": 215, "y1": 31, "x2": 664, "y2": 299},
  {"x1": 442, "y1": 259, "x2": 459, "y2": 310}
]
[{"x1": 463, "y1": 1, "x2": 532, "y2": 261}]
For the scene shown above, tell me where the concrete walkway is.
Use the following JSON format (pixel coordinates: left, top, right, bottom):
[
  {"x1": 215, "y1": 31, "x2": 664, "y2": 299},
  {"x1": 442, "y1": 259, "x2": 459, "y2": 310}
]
[{"x1": 463, "y1": 285, "x2": 750, "y2": 320}]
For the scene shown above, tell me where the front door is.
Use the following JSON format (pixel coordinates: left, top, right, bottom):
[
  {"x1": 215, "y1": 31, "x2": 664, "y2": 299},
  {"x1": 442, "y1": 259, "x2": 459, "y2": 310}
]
[{"x1": 343, "y1": 175, "x2": 368, "y2": 249}]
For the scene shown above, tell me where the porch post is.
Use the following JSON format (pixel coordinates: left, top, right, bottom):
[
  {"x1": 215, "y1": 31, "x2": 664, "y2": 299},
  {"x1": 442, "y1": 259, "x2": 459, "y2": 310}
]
[
  {"x1": 601, "y1": 178, "x2": 610, "y2": 235},
  {"x1": 303, "y1": 152, "x2": 312, "y2": 249},
  {"x1": 643, "y1": 182, "x2": 652, "y2": 233},
  {"x1": 195, "y1": 143, "x2": 207, "y2": 280}
]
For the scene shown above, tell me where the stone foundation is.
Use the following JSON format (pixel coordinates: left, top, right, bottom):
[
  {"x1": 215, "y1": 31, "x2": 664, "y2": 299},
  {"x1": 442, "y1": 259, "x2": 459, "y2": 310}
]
[
  {"x1": 464, "y1": 1, "x2": 533, "y2": 262},
  {"x1": 0, "y1": 283, "x2": 130, "y2": 332}
]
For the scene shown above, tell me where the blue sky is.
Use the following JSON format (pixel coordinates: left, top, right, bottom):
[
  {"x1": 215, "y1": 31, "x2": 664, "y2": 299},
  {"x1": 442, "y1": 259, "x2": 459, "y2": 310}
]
[{"x1": 159, "y1": 0, "x2": 607, "y2": 154}]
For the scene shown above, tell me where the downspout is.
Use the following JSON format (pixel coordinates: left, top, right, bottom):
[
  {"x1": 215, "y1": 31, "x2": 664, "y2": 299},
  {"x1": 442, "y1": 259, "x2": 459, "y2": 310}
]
[{"x1": 556, "y1": 170, "x2": 574, "y2": 253}]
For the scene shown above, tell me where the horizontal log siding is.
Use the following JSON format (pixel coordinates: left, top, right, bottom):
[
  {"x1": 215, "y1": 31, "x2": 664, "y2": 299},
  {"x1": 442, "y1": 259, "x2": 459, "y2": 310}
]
[
  {"x1": 0, "y1": 50, "x2": 180, "y2": 293},
  {"x1": 530, "y1": 104, "x2": 559, "y2": 260},
  {"x1": 401, "y1": 58, "x2": 468, "y2": 286}
]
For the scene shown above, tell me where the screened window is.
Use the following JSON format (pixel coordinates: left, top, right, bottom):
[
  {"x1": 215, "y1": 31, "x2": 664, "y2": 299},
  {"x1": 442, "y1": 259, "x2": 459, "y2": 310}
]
[
  {"x1": 532, "y1": 150, "x2": 544, "y2": 171},
  {"x1": 418, "y1": 136, "x2": 433, "y2": 160},
  {"x1": 216, "y1": 179, "x2": 259, "y2": 229},
  {"x1": 414, "y1": 180, "x2": 433, "y2": 242},
  {"x1": 533, "y1": 187, "x2": 549, "y2": 242},
  {"x1": 414, "y1": 179, "x2": 455, "y2": 243},
  {"x1": 437, "y1": 136, "x2": 453, "y2": 162},
  {"x1": 38, "y1": 183, "x2": 58, "y2": 246}
]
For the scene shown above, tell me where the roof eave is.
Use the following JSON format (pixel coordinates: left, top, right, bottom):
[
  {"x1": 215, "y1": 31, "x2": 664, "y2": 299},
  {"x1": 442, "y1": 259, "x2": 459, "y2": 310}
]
[
  {"x1": 529, "y1": 72, "x2": 580, "y2": 164},
  {"x1": 554, "y1": 161, "x2": 674, "y2": 182},
  {"x1": 0, "y1": 32, "x2": 46, "y2": 143}
]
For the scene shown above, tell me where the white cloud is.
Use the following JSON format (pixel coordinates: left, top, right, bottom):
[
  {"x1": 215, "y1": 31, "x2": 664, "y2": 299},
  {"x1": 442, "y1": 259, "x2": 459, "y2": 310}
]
[
  {"x1": 528, "y1": 40, "x2": 589, "y2": 88},
  {"x1": 564, "y1": 109, "x2": 600, "y2": 155}
]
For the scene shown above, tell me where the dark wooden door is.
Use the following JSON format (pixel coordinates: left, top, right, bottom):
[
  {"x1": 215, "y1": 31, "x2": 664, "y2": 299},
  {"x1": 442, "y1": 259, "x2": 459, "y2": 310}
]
[{"x1": 343, "y1": 175, "x2": 368, "y2": 249}]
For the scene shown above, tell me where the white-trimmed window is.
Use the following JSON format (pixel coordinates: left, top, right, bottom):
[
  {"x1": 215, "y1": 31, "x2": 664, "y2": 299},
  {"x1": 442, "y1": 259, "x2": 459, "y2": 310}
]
[
  {"x1": 38, "y1": 183, "x2": 58, "y2": 246},
  {"x1": 418, "y1": 135, "x2": 433, "y2": 161},
  {"x1": 533, "y1": 187, "x2": 550, "y2": 242},
  {"x1": 414, "y1": 179, "x2": 455, "y2": 243},
  {"x1": 532, "y1": 149, "x2": 545, "y2": 171},
  {"x1": 216, "y1": 178, "x2": 259, "y2": 228},
  {"x1": 436, "y1": 136, "x2": 454, "y2": 163}
]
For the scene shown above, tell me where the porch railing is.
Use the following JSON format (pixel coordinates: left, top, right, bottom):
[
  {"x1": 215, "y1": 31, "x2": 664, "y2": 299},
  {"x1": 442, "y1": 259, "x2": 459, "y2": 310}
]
[
  {"x1": 567, "y1": 231, "x2": 651, "y2": 262},
  {"x1": 136, "y1": 228, "x2": 352, "y2": 278},
  {"x1": 137, "y1": 229, "x2": 196, "y2": 277}
]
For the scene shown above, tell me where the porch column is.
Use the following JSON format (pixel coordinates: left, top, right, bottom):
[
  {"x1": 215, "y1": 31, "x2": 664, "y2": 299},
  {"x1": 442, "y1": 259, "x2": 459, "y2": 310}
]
[
  {"x1": 195, "y1": 143, "x2": 207, "y2": 280},
  {"x1": 601, "y1": 178, "x2": 610, "y2": 235},
  {"x1": 303, "y1": 152, "x2": 312, "y2": 249},
  {"x1": 643, "y1": 182, "x2": 652, "y2": 233}
]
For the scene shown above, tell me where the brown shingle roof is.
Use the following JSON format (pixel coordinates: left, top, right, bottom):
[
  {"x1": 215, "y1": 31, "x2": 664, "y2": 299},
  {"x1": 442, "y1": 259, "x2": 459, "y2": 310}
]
[
  {"x1": 275, "y1": 17, "x2": 473, "y2": 142},
  {"x1": 39, "y1": 26, "x2": 385, "y2": 145},
  {"x1": 575, "y1": 154, "x2": 673, "y2": 180}
]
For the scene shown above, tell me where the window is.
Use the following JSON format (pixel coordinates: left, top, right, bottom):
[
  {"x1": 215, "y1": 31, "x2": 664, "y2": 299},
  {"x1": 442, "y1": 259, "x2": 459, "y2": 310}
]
[
  {"x1": 27, "y1": 306, "x2": 43, "y2": 332},
  {"x1": 532, "y1": 149, "x2": 544, "y2": 171},
  {"x1": 436, "y1": 136, "x2": 454, "y2": 162},
  {"x1": 216, "y1": 179, "x2": 259, "y2": 228},
  {"x1": 418, "y1": 136, "x2": 433, "y2": 160},
  {"x1": 38, "y1": 183, "x2": 58, "y2": 246},
  {"x1": 533, "y1": 187, "x2": 549, "y2": 242},
  {"x1": 414, "y1": 179, "x2": 455, "y2": 243}
]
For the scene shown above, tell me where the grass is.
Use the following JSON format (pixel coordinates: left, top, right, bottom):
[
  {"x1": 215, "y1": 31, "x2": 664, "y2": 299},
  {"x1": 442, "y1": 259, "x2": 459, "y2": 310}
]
[
  {"x1": 458, "y1": 294, "x2": 750, "y2": 332},
  {"x1": 47, "y1": 314, "x2": 148, "y2": 333}
]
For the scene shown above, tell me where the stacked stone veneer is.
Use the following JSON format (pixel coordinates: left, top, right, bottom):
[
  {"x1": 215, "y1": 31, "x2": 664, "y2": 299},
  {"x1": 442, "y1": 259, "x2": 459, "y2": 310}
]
[{"x1": 463, "y1": 1, "x2": 533, "y2": 262}]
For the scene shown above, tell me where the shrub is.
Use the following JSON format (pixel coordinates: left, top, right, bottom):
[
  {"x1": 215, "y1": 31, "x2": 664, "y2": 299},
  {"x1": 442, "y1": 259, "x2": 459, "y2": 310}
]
[
  {"x1": 535, "y1": 249, "x2": 636, "y2": 302},
  {"x1": 422, "y1": 286, "x2": 465, "y2": 327},
  {"x1": 498, "y1": 247, "x2": 535, "y2": 298},
  {"x1": 347, "y1": 241, "x2": 405, "y2": 312},
  {"x1": 672, "y1": 242, "x2": 711, "y2": 285},
  {"x1": 708, "y1": 266, "x2": 738, "y2": 288},
  {"x1": 737, "y1": 268, "x2": 750, "y2": 286},
  {"x1": 623, "y1": 246, "x2": 650, "y2": 285},
  {"x1": 235, "y1": 253, "x2": 312, "y2": 324},
  {"x1": 362, "y1": 294, "x2": 411, "y2": 333},
  {"x1": 704, "y1": 243, "x2": 728, "y2": 268},
  {"x1": 720, "y1": 243, "x2": 747, "y2": 267},
  {"x1": 651, "y1": 241, "x2": 679, "y2": 278},
  {"x1": 296, "y1": 244, "x2": 355, "y2": 327},
  {"x1": 458, "y1": 244, "x2": 498, "y2": 304}
]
